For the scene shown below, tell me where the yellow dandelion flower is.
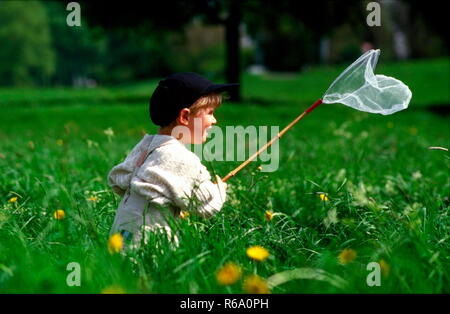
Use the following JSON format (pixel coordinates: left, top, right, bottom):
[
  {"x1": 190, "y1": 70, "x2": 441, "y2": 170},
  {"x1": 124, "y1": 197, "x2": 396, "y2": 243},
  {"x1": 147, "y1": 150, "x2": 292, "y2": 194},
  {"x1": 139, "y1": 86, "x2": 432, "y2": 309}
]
[
  {"x1": 246, "y1": 245, "x2": 270, "y2": 262},
  {"x1": 319, "y1": 193, "x2": 329, "y2": 201},
  {"x1": 379, "y1": 259, "x2": 390, "y2": 278},
  {"x1": 101, "y1": 285, "x2": 125, "y2": 294},
  {"x1": 8, "y1": 196, "x2": 18, "y2": 203},
  {"x1": 242, "y1": 275, "x2": 270, "y2": 294},
  {"x1": 216, "y1": 262, "x2": 242, "y2": 286},
  {"x1": 87, "y1": 195, "x2": 98, "y2": 202},
  {"x1": 53, "y1": 209, "x2": 65, "y2": 220},
  {"x1": 108, "y1": 233, "x2": 123, "y2": 254},
  {"x1": 180, "y1": 211, "x2": 190, "y2": 219},
  {"x1": 257, "y1": 166, "x2": 263, "y2": 171},
  {"x1": 264, "y1": 210, "x2": 273, "y2": 222},
  {"x1": 338, "y1": 248, "x2": 357, "y2": 265},
  {"x1": 56, "y1": 139, "x2": 64, "y2": 146}
]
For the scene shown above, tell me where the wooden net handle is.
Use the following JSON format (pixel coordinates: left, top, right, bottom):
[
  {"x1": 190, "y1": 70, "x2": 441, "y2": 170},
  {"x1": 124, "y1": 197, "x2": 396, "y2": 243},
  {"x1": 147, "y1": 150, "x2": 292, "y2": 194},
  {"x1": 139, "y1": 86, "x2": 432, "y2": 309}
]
[{"x1": 221, "y1": 99, "x2": 323, "y2": 183}]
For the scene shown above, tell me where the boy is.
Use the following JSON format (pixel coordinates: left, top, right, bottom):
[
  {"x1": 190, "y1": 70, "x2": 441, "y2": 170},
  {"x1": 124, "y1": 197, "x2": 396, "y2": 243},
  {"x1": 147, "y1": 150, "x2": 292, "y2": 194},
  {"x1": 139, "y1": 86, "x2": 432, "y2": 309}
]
[{"x1": 108, "y1": 72, "x2": 239, "y2": 247}]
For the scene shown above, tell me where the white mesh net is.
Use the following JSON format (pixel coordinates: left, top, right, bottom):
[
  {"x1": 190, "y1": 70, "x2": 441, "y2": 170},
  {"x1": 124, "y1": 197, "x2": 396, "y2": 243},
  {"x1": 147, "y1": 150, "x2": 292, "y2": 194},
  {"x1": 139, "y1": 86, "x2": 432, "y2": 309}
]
[{"x1": 322, "y1": 49, "x2": 412, "y2": 115}]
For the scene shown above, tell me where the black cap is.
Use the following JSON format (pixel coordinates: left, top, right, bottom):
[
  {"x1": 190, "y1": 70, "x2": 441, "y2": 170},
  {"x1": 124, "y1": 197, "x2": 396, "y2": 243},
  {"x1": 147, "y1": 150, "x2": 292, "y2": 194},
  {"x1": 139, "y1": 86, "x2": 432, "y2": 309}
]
[{"x1": 150, "y1": 72, "x2": 239, "y2": 127}]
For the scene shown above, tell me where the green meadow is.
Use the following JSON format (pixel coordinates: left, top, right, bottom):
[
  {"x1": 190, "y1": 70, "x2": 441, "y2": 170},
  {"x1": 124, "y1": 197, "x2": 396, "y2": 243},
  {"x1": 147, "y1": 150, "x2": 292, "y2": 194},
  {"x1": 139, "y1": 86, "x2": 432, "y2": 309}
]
[{"x1": 0, "y1": 58, "x2": 449, "y2": 293}]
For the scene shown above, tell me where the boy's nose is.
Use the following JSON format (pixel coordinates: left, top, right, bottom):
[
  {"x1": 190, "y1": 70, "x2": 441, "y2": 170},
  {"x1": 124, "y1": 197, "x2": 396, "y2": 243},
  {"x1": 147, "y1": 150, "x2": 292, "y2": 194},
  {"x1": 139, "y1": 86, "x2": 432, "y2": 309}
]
[{"x1": 211, "y1": 115, "x2": 217, "y2": 125}]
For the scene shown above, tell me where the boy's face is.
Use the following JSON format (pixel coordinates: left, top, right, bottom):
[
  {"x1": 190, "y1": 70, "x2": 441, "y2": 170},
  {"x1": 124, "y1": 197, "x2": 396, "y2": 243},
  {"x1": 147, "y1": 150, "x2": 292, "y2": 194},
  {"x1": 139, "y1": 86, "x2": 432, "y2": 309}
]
[{"x1": 187, "y1": 106, "x2": 217, "y2": 144}]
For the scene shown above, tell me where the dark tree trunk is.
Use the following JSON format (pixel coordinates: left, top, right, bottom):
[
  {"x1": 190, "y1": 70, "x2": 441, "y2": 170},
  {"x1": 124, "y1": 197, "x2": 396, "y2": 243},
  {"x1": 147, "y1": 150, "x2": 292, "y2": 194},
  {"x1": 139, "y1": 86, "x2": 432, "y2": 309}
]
[{"x1": 225, "y1": 0, "x2": 241, "y2": 101}]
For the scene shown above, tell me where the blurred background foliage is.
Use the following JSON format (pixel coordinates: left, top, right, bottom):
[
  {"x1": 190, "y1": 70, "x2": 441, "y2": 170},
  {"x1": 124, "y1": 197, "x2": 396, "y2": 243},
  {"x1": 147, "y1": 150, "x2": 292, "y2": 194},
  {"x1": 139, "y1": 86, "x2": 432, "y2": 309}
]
[
  {"x1": 0, "y1": 0, "x2": 448, "y2": 87},
  {"x1": 0, "y1": 1, "x2": 55, "y2": 86}
]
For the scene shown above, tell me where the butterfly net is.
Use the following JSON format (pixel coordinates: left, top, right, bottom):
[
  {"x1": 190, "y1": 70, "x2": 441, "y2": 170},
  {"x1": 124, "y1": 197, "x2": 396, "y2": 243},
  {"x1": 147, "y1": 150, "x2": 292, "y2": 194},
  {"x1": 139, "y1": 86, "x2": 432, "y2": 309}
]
[{"x1": 322, "y1": 49, "x2": 412, "y2": 115}]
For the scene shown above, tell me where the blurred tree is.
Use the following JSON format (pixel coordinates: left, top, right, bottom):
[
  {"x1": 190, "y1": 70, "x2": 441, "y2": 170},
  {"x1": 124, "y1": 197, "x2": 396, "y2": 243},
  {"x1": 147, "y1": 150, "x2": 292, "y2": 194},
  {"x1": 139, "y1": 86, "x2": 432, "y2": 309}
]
[
  {"x1": 43, "y1": 1, "x2": 107, "y2": 86},
  {"x1": 81, "y1": 0, "x2": 243, "y2": 100},
  {"x1": 168, "y1": 21, "x2": 226, "y2": 81},
  {"x1": 401, "y1": 0, "x2": 449, "y2": 57},
  {"x1": 223, "y1": 0, "x2": 241, "y2": 100},
  {"x1": 0, "y1": 1, "x2": 55, "y2": 86},
  {"x1": 243, "y1": 0, "x2": 363, "y2": 70}
]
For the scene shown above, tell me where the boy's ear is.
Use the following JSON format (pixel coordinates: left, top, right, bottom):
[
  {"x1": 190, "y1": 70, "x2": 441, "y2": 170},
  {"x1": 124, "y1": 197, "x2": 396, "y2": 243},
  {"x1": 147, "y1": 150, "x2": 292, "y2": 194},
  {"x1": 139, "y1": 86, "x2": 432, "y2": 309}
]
[{"x1": 177, "y1": 108, "x2": 191, "y2": 126}]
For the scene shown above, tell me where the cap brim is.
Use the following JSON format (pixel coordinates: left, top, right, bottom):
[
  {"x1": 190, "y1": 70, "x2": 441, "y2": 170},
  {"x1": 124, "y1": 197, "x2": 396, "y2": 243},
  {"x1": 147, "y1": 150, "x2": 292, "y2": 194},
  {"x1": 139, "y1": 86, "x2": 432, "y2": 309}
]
[{"x1": 204, "y1": 83, "x2": 240, "y2": 95}]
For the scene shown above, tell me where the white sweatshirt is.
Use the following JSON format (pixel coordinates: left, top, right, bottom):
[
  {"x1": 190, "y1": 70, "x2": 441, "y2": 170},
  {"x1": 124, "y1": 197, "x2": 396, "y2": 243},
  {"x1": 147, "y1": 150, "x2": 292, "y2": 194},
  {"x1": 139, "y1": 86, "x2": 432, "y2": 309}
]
[{"x1": 108, "y1": 134, "x2": 227, "y2": 244}]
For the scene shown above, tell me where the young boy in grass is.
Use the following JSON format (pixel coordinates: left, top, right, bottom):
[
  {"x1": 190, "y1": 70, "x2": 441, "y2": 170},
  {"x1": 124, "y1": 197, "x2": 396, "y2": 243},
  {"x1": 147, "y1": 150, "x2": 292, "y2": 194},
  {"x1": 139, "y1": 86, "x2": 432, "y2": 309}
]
[{"x1": 108, "y1": 72, "x2": 238, "y2": 248}]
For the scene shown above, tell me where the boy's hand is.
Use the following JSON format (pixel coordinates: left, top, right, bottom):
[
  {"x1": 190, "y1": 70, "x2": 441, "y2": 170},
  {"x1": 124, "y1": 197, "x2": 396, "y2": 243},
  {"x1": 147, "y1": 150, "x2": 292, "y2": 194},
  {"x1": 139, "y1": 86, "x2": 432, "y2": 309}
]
[
  {"x1": 215, "y1": 175, "x2": 227, "y2": 202},
  {"x1": 215, "y1": 175, "x2": 227, "y2": 190}
]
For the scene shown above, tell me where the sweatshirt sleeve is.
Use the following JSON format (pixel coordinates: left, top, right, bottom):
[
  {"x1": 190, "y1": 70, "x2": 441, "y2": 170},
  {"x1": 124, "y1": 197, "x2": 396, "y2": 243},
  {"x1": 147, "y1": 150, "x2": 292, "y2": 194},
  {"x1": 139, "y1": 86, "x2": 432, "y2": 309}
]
[
  {"x1": 108, "y1": 162, "x2": 133, "y2": 197},
  {"x1": 108, "y1": 139, "x2": 146, "y2": 197},
  {"x1": 131, "y1": 144, "x2": 227, "y2": 218}
]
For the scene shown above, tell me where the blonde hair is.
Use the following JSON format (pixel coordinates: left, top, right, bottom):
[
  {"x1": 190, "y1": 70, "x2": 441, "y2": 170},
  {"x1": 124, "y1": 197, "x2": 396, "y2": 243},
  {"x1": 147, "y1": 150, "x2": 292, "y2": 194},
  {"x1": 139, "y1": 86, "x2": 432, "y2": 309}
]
[
  {"x1": 189, "y1": 93, "x2": 223, "y2": 116},
  {"x1": 159, "y1": 93, "x2": 223, "y2": 129}
]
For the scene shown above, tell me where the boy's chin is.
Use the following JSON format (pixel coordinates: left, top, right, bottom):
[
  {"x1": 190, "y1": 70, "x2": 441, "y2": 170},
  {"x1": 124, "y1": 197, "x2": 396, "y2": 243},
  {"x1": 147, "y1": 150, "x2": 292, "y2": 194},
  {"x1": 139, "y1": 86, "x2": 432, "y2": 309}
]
[
  {"x1": 189, "y1": 131, "x2": 208, "y2": 144},
  {"x1": 199, "y1": 133, "x2": 209, "y2": 143}
]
